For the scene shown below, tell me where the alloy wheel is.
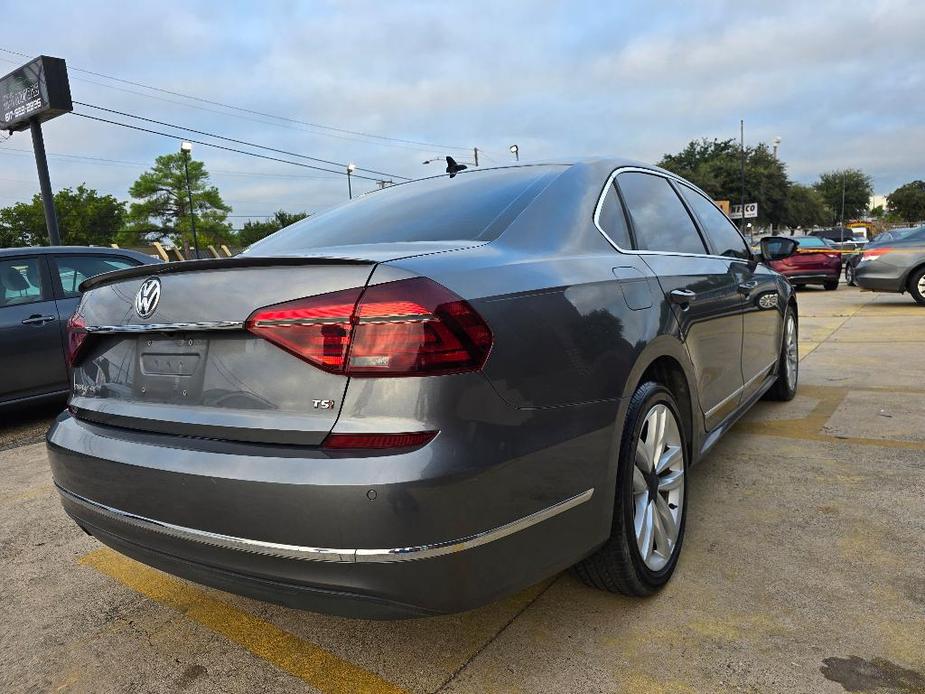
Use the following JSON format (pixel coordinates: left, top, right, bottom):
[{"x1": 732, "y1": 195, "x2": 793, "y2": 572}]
[
  {"x1": 784, "y1": 314, "x2": 798, "y2": 391},
  {"x1": 632, "y1": 403, "x2": 684, "y2": 571}
]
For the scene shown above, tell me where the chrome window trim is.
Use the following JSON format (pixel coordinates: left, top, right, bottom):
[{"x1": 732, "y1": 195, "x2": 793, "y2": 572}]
[
  {"x1": 57, "y1": 484, "x2": 594, "y2": 564},
  {"x1": 593, "y1": 165, "x2": 746, "y2": 262},
  {"x1": 84, "y1": 321, "x2": 244, "y2": 334}
]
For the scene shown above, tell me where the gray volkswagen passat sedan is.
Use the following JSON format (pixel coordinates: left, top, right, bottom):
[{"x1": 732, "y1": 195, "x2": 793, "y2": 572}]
[{"x1": 48, "y1": 160, "x2": 799, "y2": 618}]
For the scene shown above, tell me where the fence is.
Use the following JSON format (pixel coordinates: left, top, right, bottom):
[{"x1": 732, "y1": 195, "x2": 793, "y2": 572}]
[{"x1": 109, "y1": 242, "x2": 241, "y2": 261}]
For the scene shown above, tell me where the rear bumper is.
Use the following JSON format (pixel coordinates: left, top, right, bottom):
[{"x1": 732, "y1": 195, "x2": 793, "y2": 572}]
[
  {"x1": 48, "y1": 404, "x2": 617, "y2": 618},
  {"x1": 854, "y1": 264, "x2": 904, "y2": 292}
]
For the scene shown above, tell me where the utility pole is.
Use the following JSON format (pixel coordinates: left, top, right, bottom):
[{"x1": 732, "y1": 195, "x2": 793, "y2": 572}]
[
  {"x1": 30, "y1": 119, "x2": 61, "y2": 245},
  {"x1": 739, "y1": 119, "x2": 746, "y2": 235},
  {"x1": 347, "y1": 163, "x2": 356, "y2": 199},
  {"x1": 180, "y1": 142, "x2": 201, "y2": 260},
  {"x1": 473, "y1": 147, "x2": 479, "y2": 167}
]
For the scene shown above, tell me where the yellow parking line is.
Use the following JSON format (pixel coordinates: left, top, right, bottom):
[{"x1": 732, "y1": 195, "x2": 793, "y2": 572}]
[{"x1": 80, "y1": 547, "x2": 407, "y2": 694}]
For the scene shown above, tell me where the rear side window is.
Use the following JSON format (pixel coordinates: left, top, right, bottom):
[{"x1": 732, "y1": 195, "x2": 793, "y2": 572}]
[
  {"x1": 53, "y1": 255, "x2": 139, "y2": 298},
  {"x1": 0, "y1": 257, "x2": 45, "y2": 307},
  {"x1": 245, "y1": 166, "x2": 564, "y2": 254},
  {"x1": 616, "y1": 173, "x2": 706, "y2": 254},
  {"x1": 596, "y1": 183, "x2": 632, "y2": 249},
  {"x1": 679, "y1": 185, "x2": 750, "y2": 259}
]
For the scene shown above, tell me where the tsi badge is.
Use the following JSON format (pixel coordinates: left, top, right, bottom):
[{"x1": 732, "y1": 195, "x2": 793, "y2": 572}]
[
  {"x1": 134, "y1": 277, "x2": 161, "y2": 319},
  {"x1": 313, "y1": 399, "x2": 336, "y2": 409}
]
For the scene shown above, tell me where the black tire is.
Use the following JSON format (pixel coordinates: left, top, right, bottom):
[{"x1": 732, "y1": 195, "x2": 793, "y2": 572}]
[
  {"x1": 765, "y1": 307, "x2": 798, "y2": 401},
  {"x1": 908, "y1": 266, "x2": 925, "y2": 306},
  {"x1": 823, "y1": 279, "x2": 839, "y2": 291},
  {"x1": 845, "y1": 263, "x2": 856, "y2": 287},
  {"x1": 573, "y1": 382, "x2": 688, "y2": 596}
]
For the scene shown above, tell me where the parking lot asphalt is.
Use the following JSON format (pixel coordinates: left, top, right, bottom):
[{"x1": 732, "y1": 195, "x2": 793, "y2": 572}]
[{"x1": 2, "y1": 286, "x2": 923, "y2": 694}]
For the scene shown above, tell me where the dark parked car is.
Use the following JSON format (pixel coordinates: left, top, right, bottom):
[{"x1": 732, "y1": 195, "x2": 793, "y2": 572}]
[
  {"x1": 762, "y1": 235, "x2": 841, "y2": 289},
  {"x1": 845, "y1": 226, "x2": 925, "y2": 286},
  {"x1": 854, "y1": 229, "x2": 925, "y2": 304},
  {"x1": 810, "y1": 226, "x2": 868, "y2": 249},
  {"x1": 0, "y1": 246, "x2": 158, "y2": 409},
  {"x1": 48, "y1": 160, "x2": 799, "y2": 618}
]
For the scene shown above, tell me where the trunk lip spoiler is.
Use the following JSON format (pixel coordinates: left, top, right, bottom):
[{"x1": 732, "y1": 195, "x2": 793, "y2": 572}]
[{"x1": 79, "y1": 255, "x2": 374, "y2": 292}]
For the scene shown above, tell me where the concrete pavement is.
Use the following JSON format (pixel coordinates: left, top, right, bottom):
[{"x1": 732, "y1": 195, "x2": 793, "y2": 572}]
[{"x1": 1, "y1": 286, "x2": 923, "y2": 693}]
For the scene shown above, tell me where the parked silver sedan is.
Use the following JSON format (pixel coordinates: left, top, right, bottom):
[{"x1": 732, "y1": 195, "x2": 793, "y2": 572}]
[{"x1": 854, "y1": 230, "x2": 925, "y2": 305}]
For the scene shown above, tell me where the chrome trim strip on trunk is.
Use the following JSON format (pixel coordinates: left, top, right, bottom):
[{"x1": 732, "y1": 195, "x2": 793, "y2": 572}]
[
  {"x1": 85, "y1": 321, "x2": 244, "y2": 334},
  {"x1": 56, "y1": 484, "x2": 594, "y2": 563}
]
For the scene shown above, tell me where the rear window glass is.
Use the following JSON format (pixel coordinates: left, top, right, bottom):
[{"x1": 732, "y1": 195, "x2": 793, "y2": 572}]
[{"x1": 245, "y1": 166, "x2": 564, "y2": 254}]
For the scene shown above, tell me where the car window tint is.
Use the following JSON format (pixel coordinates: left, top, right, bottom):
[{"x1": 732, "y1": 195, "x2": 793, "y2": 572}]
[
  {"x1": 54, "y1": 255, "x2": 138, "y2": 298},
  {"x1": 0, "y1": 257, "x2": 44, "y2": 307},
  {"x1": 794, "y1": 237, "x2": 828, "y2": 248},
  {"x1": 616, "y1": 173, "x2": 706, "y2": 254},
  {"x1": 679, "y1": 185, "x2": 749, "y2": 259},
  {"x1": 244, "y1": 166, "x2": 565, "y2": 254},
  {"x1": 596, "y1": 182, "x2": 632, "y2": 248}
]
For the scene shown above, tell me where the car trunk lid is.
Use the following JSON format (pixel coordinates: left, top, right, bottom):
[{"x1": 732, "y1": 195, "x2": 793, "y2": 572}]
[{"x1": 71, "y1": 259, "x2": 377, "y2": 445}]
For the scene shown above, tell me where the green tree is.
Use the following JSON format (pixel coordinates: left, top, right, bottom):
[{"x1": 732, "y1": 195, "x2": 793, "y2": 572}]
[
  {"x1": 886, "y1": 181, "x2": 925, "y2": 225},
  {"x1": 782, "y1": 183, "x2": 830, "y2": 229},
  {"x1": 813, "y1": 169, "x2": 873, "y2": 224},
  {"x1": 658, "y1": 138, "x2": 790, "y2": 227},
  {"x1": 0, "y1": 185, "x2": 126, "y2": 248},
  {"x1": 236, "y1": 210, "x2": 309, "y2": 246},
  {"x1": 869, "y1": 205, "x2": 885, "y2": 219},
  {"x1": 123, "y1": 152, "x2": 232, "y2": 251}
]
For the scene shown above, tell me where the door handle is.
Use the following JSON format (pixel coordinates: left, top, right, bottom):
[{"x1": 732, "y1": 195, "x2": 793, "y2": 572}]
[
  {"x1": 669, "y1": 288, "x2": 697, "y2": 307},
  {"x1": 737, "y1": 280, "x2": 759, "y2": 295},
  {"x1": 21, "y1": 314, "x2": 56, "y2": 325}
]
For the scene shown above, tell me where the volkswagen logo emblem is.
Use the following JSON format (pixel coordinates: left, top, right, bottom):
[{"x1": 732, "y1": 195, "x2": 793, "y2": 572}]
[{"x1": 134, "y1": 277, "x2": 162, "y2": 319}]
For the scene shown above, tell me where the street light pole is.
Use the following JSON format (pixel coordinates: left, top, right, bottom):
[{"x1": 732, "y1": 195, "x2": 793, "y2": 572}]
[
  {"x1": 179, "y1": 142, "x2": 200, "y2": 260},
  {"x1": 839, "y1": 173, "x2": 847, "y2": 243},
  {"x1": 739, "y1": 119, "x2": 746, "y2": 235},
  {"x1": 347, "y1": 163, "x2": 356, "y2": 199},
  {"x1": 509, "y1": 144, "x2": 519, "y2": 162}
]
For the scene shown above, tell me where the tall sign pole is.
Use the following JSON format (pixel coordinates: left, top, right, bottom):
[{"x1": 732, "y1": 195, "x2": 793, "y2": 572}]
[
  {"x1": 1, "y1": 56, "x2": 73, "y2": 246},
  {"x1": 29, "y1": 118, "x2": 61, "y2": 244}
]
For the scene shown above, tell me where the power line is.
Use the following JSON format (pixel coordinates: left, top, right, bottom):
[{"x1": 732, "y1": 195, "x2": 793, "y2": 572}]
[
  {"x1": 70, "y1": 111, "x2": 384, "y2": 182},
  {"x1": 0, "y1": 46, "x2": 470, "y2": 152},
  {"x1": 0, "y1": 145, "x2": 335, "y2": 180},
  {"x1": 73, "y1": 101, "x2": 409, "y2": 180}
]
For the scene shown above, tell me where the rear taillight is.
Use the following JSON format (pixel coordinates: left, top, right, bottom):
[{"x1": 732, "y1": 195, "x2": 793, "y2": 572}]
[
  {"x1": 321, "y1": 431, "x2": 437, "y2": 449},
  {"x1": 861, "y1": 247, "x2": 892, "y2": 262},
  {"x1": 66, "y1": 312, "x2": 88, "y2": 367},
  {"x1": 245, "y1": 277, "x2": 492, "y2": 376}
]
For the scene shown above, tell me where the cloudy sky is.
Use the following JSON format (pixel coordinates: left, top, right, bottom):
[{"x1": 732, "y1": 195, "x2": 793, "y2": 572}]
[{"x1": 1, "y1": 0, "x2": 923, "y2": 225}]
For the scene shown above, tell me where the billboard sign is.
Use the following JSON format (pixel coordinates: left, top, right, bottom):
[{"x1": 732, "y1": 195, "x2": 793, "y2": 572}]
[
  {"x1": 729, "y1": 202, "x2": 758, "y2": 219},
  {"x1": 0, "y1": 56, "x2": 72, "y2": 132}
]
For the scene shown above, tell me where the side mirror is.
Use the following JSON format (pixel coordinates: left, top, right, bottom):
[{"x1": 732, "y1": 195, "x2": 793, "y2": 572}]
[{"x1": 759, "y1": 236, "x2": 798, "y2": 262}]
